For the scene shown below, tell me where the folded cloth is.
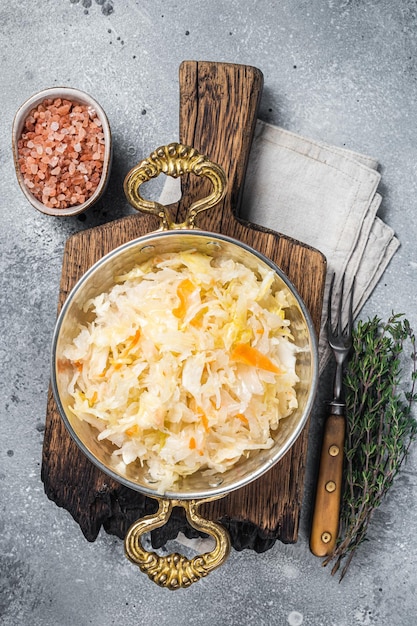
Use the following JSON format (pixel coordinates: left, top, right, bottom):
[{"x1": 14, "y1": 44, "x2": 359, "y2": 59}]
[{"x1": 159, "y1": 120, "x2": 399, "y2": 372}]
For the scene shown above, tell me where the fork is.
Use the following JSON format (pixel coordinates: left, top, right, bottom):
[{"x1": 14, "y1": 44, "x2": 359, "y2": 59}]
[{"x1": 310, "y1": 272, "x2": 354, "y2": 557}]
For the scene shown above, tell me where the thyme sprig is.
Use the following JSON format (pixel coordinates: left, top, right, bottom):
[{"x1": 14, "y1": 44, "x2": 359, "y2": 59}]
[{"x1": 323, "y1": 313, "x2": 417, "y2": 581}]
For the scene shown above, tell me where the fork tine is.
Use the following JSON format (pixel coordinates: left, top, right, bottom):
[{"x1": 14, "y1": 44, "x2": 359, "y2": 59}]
[
  {"x1": 327, "y1": 272, "x2": 354, "y2": 341},
  {"x1": 337, "y1": 273, "x2": 345, "y2": 335},
  {"x1": 346, "y1": 276, "x2": 355, "y2": 337},
  {"x1": 327, "y1": 272, "x2": 336, "y2": 332}
]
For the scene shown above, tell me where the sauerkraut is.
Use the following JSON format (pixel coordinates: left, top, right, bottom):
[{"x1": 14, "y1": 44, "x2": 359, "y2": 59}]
[{"x1": 63, "y1": 249, "x2": 300, "y2": 493}]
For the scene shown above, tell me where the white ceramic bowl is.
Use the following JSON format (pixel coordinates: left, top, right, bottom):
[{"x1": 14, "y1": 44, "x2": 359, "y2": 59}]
[{"x1": 12, "y1": 87, "x2": 112, "y2": 217}]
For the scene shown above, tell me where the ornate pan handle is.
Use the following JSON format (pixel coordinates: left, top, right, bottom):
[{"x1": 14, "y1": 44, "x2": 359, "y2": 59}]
[
  {"x1": 123, "y1": 143, "x2": 227, "y2": 229},
  {"x1": 125, "y1": 498, "x2": 231, "y2": 589}
]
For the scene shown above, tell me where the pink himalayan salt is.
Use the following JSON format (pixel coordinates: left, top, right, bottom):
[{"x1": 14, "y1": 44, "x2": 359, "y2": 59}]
[{"x1": 17, "y1": 97, "x2": 105, "y2": 209}]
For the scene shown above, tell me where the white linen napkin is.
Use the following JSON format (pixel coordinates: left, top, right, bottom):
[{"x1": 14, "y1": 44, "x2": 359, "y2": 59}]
[{"x1": 159, "y1": 120, "x2": 399, "y2": 372}]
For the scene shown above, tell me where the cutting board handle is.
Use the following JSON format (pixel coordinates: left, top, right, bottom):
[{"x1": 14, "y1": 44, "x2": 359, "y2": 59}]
[{"x1": 175, "y1": 61, "x2": 264, "y2": 232}]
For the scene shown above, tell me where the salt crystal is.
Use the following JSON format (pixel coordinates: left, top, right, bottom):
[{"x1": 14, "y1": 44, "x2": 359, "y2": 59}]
[
  {"x1": 73, "y1": 143, "x2": 82, "y2": 152},
  {"x1": 50, "y1": 121, "x2": 59, "y2": 131}
]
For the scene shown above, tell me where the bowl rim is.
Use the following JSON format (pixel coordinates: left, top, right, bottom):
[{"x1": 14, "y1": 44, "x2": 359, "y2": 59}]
[
  {"x1": 12, "y1": 86, "x2": 112, "y2": 217},
  {"x1": 51, "y1": 229, "x2": 320, "y2": 500}
]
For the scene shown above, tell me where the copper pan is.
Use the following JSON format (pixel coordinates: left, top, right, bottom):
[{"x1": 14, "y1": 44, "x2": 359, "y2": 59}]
[{"x1": 51, "y1": 143, "x2": 319, "y2": 589}]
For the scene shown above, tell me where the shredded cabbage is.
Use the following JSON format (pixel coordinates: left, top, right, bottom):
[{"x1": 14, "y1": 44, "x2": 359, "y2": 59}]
[{"x1": 63, "y1": 250, "x2": 300, "y2": 493}]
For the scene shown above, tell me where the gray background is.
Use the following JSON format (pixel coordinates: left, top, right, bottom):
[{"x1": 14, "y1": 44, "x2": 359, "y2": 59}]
[{"x1": 1, "y1": 1, "x2": 417, "y2": 624}]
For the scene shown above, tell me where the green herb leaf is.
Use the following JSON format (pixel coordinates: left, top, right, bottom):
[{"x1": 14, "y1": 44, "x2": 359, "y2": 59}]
[{"x1": 322, "y1": 313, "x2": 417, "y2": 581}]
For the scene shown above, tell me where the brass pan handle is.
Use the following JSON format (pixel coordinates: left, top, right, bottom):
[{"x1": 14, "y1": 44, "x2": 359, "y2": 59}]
[
  {"x1": 123, "y1": 143, "x2": 227, "y2": 230},
  {"x1": 125, "y1": 498, "x2": 231, "y2": 589}
]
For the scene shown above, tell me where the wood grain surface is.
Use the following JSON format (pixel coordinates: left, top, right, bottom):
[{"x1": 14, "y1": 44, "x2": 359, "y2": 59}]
[{"x1": 42, "y1": 61, "x2": 326, "y2": 551}]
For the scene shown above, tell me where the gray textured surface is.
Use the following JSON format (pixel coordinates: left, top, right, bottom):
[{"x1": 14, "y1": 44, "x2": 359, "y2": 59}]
[{"x1": 1, "y1": 1, "x2": 417, "y2": 624}]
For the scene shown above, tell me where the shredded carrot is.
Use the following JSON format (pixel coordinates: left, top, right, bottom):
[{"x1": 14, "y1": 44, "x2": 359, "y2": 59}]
[
  {"x1": 195, "y1": 406, "x2": 210, "y2": 433},
  {"x1": 189, "y1": 436, "x2": 197, "y2": 450},
  {"x1": 117, "y1": 329, "x2": 141, "y2": 361},
  {"x1": 190, "y1": 403, "x2": 210, "y2": 433},
  {"x1": 201, "y1": 412, "x2": 210, "y2": 433},
  {"x1": 88, "y1": 391, "x2": 98, "y2": 407},
  {"x1": 127, "y1": 329, "x2": 141, "y2": 348},
  {"x1": 230, "y1": 343, "x2": 281, "y2": 374},
  {"x1": 190, "y1": 310, "x2": 204, "y2": 328},
  {"x1": 236, "y1": 413, "x2": 249, "y2": 425},
  {"x1": 173, "y1": 279, "x2": 195, "y2": 318},
  {"x1": 126, "y1": 425, "x2": 139, "y2": 437}
]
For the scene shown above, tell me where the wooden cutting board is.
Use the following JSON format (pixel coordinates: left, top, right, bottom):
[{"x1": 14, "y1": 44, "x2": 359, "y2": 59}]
[{"x1": 42, "y1": 61, "x2": 326, "y2": 551}]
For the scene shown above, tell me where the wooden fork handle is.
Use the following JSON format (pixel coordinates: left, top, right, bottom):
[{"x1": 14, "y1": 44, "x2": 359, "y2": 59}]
[{"x1": 310, "y1": 413, "x2": 346, "y2": 557}]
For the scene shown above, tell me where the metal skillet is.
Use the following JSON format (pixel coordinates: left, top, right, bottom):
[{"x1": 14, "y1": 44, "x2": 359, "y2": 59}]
[{"x1": 51, "y1": 142, "x2": 319, "y2": 589}]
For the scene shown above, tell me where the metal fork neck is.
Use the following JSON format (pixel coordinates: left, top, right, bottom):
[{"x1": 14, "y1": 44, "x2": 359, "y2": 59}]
[
  {"x1": 332, "y1": 361, "x2": 344, "y2": 405},
  {"x1": 328, "y1": 401, "x2": 345, "y2": 416}
]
